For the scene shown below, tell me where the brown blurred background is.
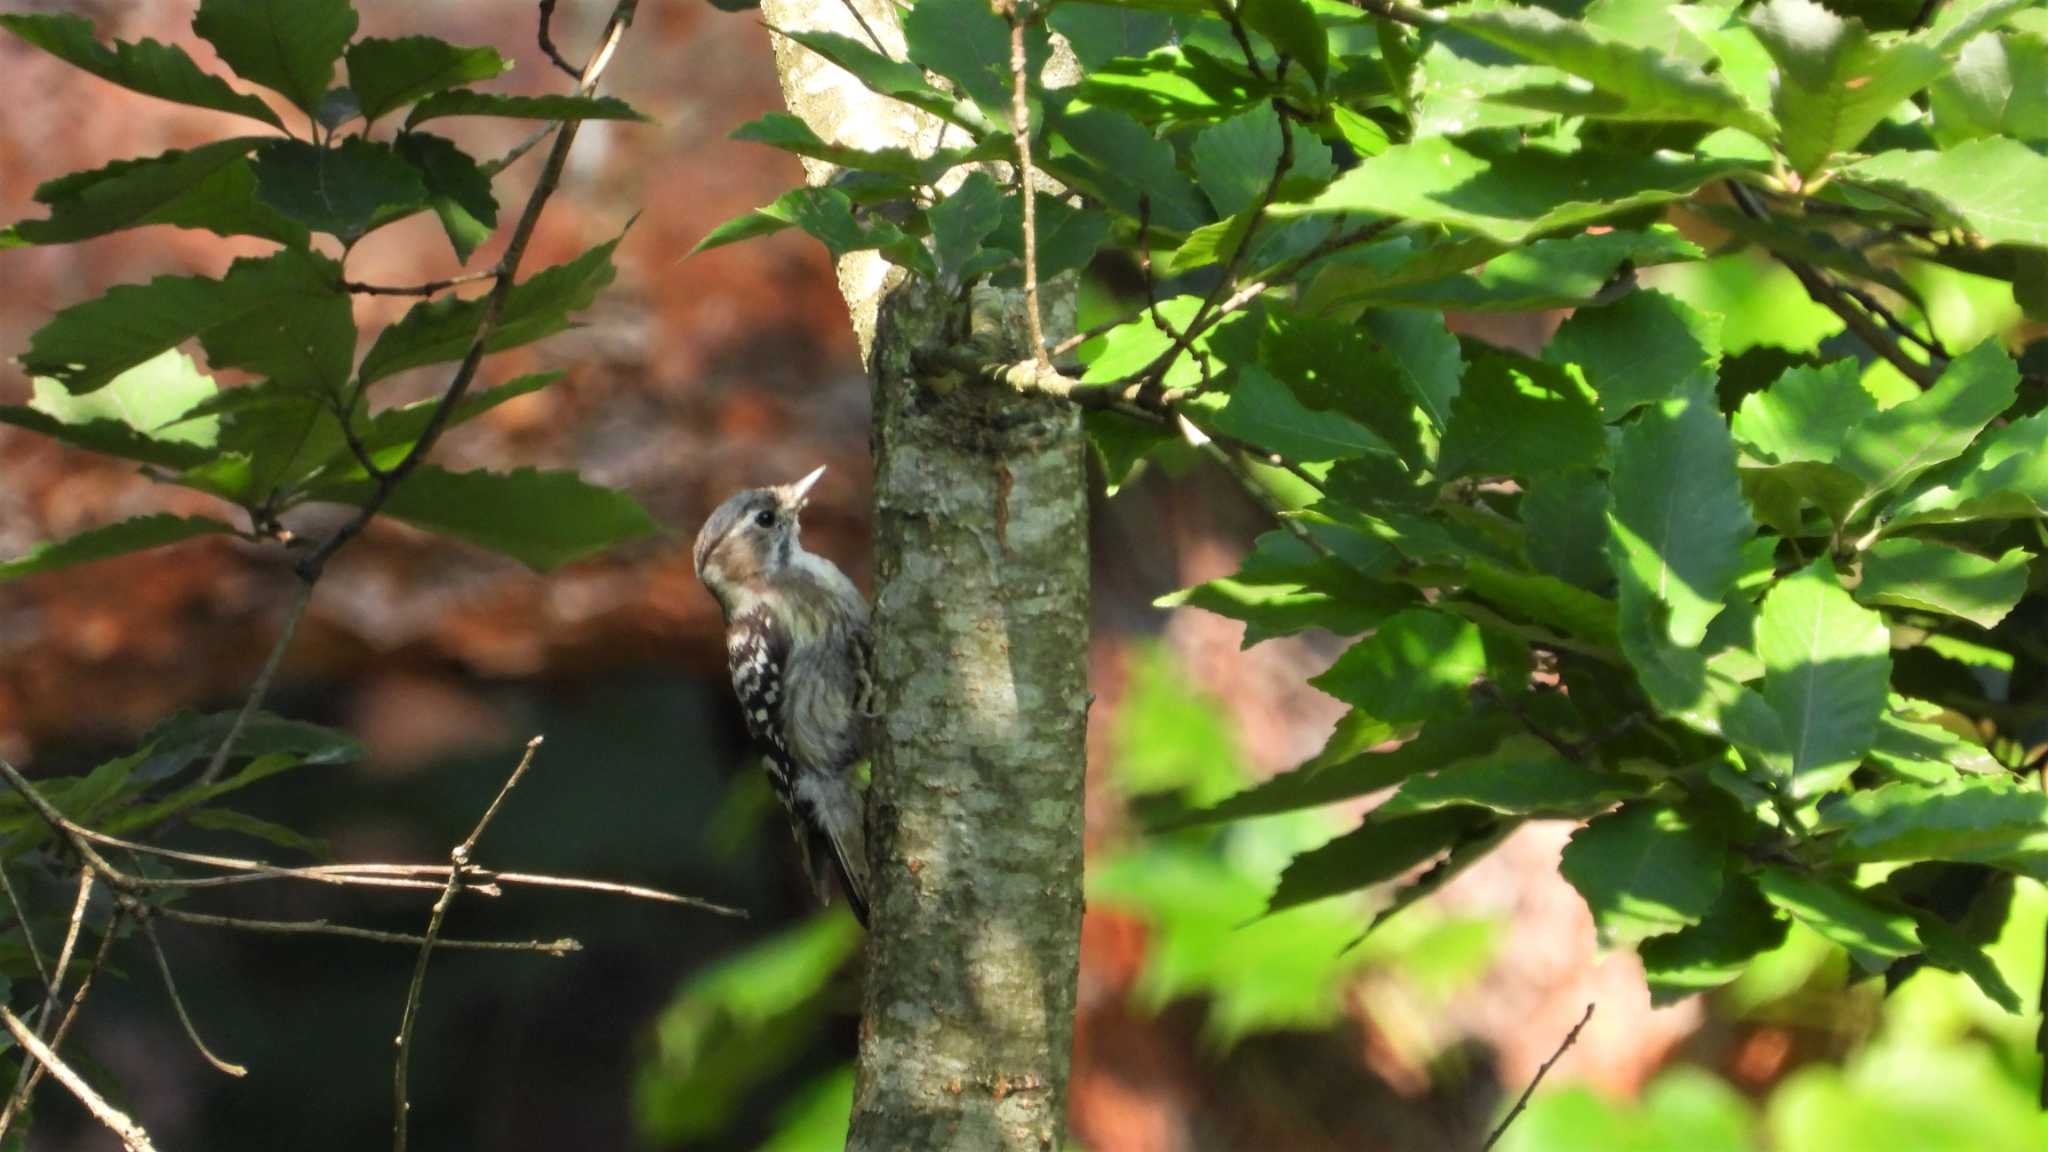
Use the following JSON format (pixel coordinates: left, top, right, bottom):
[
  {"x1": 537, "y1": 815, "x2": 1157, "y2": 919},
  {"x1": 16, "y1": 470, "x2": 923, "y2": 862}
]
[{"x1": 1, "y1": 2, "x2": 1728, "y2": 1149}]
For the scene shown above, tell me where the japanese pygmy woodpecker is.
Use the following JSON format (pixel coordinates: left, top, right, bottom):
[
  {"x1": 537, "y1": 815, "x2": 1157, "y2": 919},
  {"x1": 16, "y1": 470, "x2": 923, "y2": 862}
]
[{"x1": 692, "y1": 466, "x2": 873, "y2": 924}]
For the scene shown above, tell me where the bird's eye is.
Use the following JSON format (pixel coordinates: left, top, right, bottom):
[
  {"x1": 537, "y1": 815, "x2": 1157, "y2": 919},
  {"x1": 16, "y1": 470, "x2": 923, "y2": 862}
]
[{"x1": 754, "y1": 508, "x2": 777, "y2": 529}]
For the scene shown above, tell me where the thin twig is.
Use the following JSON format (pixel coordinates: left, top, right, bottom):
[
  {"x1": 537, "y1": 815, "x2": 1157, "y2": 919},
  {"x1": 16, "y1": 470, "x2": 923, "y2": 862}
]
[
  {"x1": 151, "y1": 905, "x2": 577, "y2": 954},
  {"x1": 5, "y1": 910, "x2": 121, "y2": 1139},
  {"x1": 1004, "y1": 3, "x2": 1048, "y2": 368},
  {"x1": 536, "y1": 0, "x2": 581, "y2": 78},
  {"x1": 0, "y1": 1007, "x2": 158, "y2": 1152},
  {"x1": 341, "y1": 271, "x2": 498, "y2": 297},
  {"x1": 195, "y1": 577, "x2": 314, "y2": 790},
  {"x1": 482, "y1": 122, "x2": 561, "y2": 178},
  {"x1": 1479, "y1": 1003, "x2": 1595, "y2": 1152},
  {"x1": 490, "y1": 870, "x2": 742, "y2": 914},
  {"x1": 135, "y1": 913, "x2": 246, "y2": 1077},
  {"x1": 0, "y1": 869, "x2": 95, "y2": 1140},
  {"x1": 834, "y1": 0, "x2": 890, "y2": 54},
  {"x1": 0, "y1": 863, "x2": 49, "y2": 988},
  {"x1": 394, "y1": 736, "x2": 546, "y2": 1152}
]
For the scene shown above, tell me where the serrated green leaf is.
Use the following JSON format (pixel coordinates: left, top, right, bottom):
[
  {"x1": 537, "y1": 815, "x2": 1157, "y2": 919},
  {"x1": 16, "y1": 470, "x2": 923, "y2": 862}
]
[
  {"x1": 1278, "y1": 137, "x2": 1753, "y2": 244},
  {"x1": 1620, "y1": 603, "x2": 1789, "y2": 759},
  {"x1": 1836, "y1": 339, "x2": 2018, "y2": 524},
  {"x1": 1192, "y1": 364, "x2": 1392, "y2": 463},
  {"x1": 1640, "y1": 874, "x2": 1789, "y2": 1005},
  {"x1": 1075, "y1": 44, "x2": 1270, "y2": 127},
  {"x1": 1523, "y1": 471, "x2": 1612, "y2": 591},
  {"x1": 395, "y1": 131, "x2": 498, "y2": 264},
  {"x1": 1256, "y1": 311, "x2": 1424, "y2": 464},
  {"x1": 1561, "y1": 802, "x2": 1727, "y2": 947},
  {"x1": 1438, "y1": 355, "x2": 1604, "y2": 480},
  {"x1": 0, "y1": 514, "x2": 237, "y2": 581},
  {"x1": 988, "y1": 194, "x2": 1108, "y2": 287},
  {"x1": 1848, "y1": 139, "x2": 2048, "y2": 249},
  {"x1": 1192, "y1": 106, "x2": 1294, "y2": 218},
  {"x1": 1756, "y1": 866, "x2": 1921, "y2": 958},
  {"x1": 358, "y1": 233, "x2": 621, "y2": 384},
  {"x1": 252, "y1": 138, "x2": 426, "y2": 243},
  {"x1": 929, "y1": 171, "x2": 1003, "y2": 285},
  {"x1": 1359, "y1": 309, "x2": 1462, "y2": 436},
  {"x1": 1411, "y1": 11, "x2": 1573, "y2": 138},
  {"x1": 199, "y1": 381, "x2": 350, "y2": 501},
  {"x1": 306, "y1": 466, "x2": 657, "y2": 571},
  {"x1": 1758, "y1": 561, "x2": 1891, "y2": 797},
  {"x1": 192, "y1": 0, "x2": 357, "y2": 115},
  {"x1": 1242, "y1": 0, "x2": 1328, "y2": 89},
  {"x1": 729, "y1": 112, "x2": 953, "y2": 182},
  {"x1": 1307, "y1": 607, "x2": 1486, "y2": 727},
  {"x1": 1376, "y1": 735, "x2": 1637, "y2": 818},
  {"x1": 1459, "y1": 559, "x2": 1621, "y2": 650},
  {"x1": 1451, "y1": 3, "x2": 1774, "y2": 136},
  {"x1": 1855, "y1": 539, "x2": 2028, "y2": 629},
  {"x1": 344, "y1": 36, "x2": 510, "y2": 124},
  {"x1": 3, "y1": 137, "x2": 283, "y2": 247},
  {"x1": 315, "y1": 373, "x2": 560, "y2": 479},
  {"x1": 1607, "y1": 382, "x2": 1755, "y2": 646},
  {"x1": 1887, "y1": 406, "x2": 2048, "y2": 527},
  {"x1": 1326, "y1": 227, "x2": 1703, "y2": 313},
  {"x1": 0, "y1": 349, "x2": 220, "y2": 469},
  {"x1": 405, "y1": 90, "x2": 647, "y2": 128},
  {"x1": 1731, "y1": 359, "x2": 1873, "y2": 464},
  {"x1": 1543, "y1": 289, "x2": 1722, "y2": 420},
  {"x1": 1930, "y1": 30, "x2": 2048, "y2": 144},
  {"x1": 1268, "y1": 807, "x2": 1492, "y2": 912},
  {"x1": 902, "y1": 0, "x2": 1047, "y2": 128},
  {"x1": 22, "y1": 248, "x2": 353, "y2": 396},
  {"x1": 1871, "y1": 698, "x2": 2000, "y2": 783},
  {"x1": 1817, "y1": 777, "x2": 2048, "y2": 870},
  {"x1": 1047, "y1": 105, "x2": 1208, "y2": 233},
  {"x1": 776, "y1": 28, "x2": 976, "y2": 128},
  {"x1": 1749, "y1": 0, "x2": 1948, "y2": 176},
  {"x1": 0, "y1": 13, "x2": 284, "y2": 128},
  {"x1": 1046, "y1": 4, "x2": 1174, "y2": 72},
  {"x1": 1157, "y1": 576, "x2": 1408, "y2": 647}
]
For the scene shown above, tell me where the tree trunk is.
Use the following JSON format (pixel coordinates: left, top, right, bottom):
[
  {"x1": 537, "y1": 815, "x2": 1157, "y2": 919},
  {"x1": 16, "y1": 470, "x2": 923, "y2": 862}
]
[{"x1": 757, "y1": 4, "x2": 1089, "y2": 1149}]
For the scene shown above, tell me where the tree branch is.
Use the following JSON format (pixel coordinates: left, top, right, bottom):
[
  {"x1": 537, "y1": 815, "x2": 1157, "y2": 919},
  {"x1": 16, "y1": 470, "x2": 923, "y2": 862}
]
[
  {"x1": 136, "y1": 913, "x2": 246, "y2": 1078},
  {"x1": 1003, "y1": 3, "x2": 1048, "y2": 368},
  {"x1": 1480, "y1": 1002, "x2": 1595, "y2": 1152},
  {"x1": 194, "y1": 577, "x2": 313, "y2": 789},
  {"x1": 1, "y1": 1007, "x2": 158, "y2": 1152}
]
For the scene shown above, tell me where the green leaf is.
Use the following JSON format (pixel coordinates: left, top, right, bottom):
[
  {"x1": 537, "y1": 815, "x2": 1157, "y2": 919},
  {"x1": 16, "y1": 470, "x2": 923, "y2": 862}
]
[
  {"x1": 1817, "y1": 777, "x2": 2048, "y2": 870},
  {"x1": 21, "y1": 248, "x2": 353, "y2": 396},
  {"x1": 1157, "y1": 577, "x2": 1406, "y2": 647},
  {"x1": 1241, "y1": 0, "x2": 1329, "y2": 89},
  {"x1": 1848, "y1": 139, "x2": 2048, "y2": 249},
  {"x1": 1323, "y1": 227, "x2": 1703, "y2": 313},
  {"x1": 307, "y1": 466, "x2": 657, "y2": 571},
  {"x1": 1543, "y1": 289, "x2": 1722, "y2": 420},
  {"x1": 192, "y1": 0, "x2": 357, "y2": 115},
  {"x1": 1749, "y1": 0, "x2": 1947, "y2": 176},
  {"x1": 1047, "y1": 4, "x2": 1174, "y2": 72},
  {"x1": 1375, "y1": 736, "x2": 1638, "y2": 818},
  {"x1": 1855, "y1": 539, "x2": 2029, "y2": 629},
  {"x1": 1870, "y1": 698, "x2": 2001, "y2": 783},
  {"x1": 1930, "y1": 30, "x2": 2048, "y2": 144},
  {"x1": 1450, "y1": 3, "x2": 1775, "y2": 136},
  {"x1": 1278, "y1": 137, "x2": 1752, "y2": 244},
  {"x1": 1758, "y1": 561, "x2": 1892, "y2": 797},
  {"x1": 1640, "y1": 875, "x2": 1789, "y2": 1005},
  {"x1": 1307, "y1": 608, "x2": 1487, "y2": 726},
  {"x1": 902, "y1": 0, "x2": 1045, "y2": 128},
  {"x1": 1268, "y1": 808, "x2": 1492, "y2": 912},
  {"x1": 1731, "y1": 359, "x2": 1873, "y2": 464},
  {"x1": 404, "y1": 90, "x2": 648, "y2": 128},
  {"x1": 1046, "y1": 105, "x2": 1208, "y2": 233},
  {"x1": 0, "y1": 349, "x2": 219, "y2": 469},
  {"x1": 321, "y1": 373, "x2": 560, "y2": 477},
  {"x1": 131, "y1": 709, "x2": 362, "y2": 784},
  {"x1": 395, "y1": 132, "x2": 498, "y2": 264},
  {"x1": 252, "y1": 138, "x2": 426, "y2": 243},
  {"x1": 928, "y1": 171, "x2": 1004, "y2": 284},
  {"x1": 1606, "y1": 382, "x2": 1756, "y2": 646},
  {"x1": 1756, "y1": 867, "x2": 1921, "y2": 958},
  {"x1": 2, "y1": 137, "x2": 283, "y2": 247},
  {"x1": 358, "y1": 234, "x2": 621, "y2": 384},
  {"x1": 344, "y1": 36, "x2": 510, "y2": 124},
  {"x1": 1523, "y1": 471, "x2": 1612, "y2": 591},
  {"x1": 197, "y1": 381, "x2": 351, "y2": 500},
  {"x1": 1836, "y1": 339, "x2": 2018, "y2": 523},
  {"x1": 1361, "y1": 310, "x2": 1463, "y2": 436},
  {"x1": 0, "y1": 514, "x2": 237, "y2": 580},
  {"x1": 1253, "y1": 313, "x2": 1423, "y2": 463},
  {"x1": 1459, "y1": 559, "x2": 1622, "y2": 649},
  {"x1": 1437, "y1": 355, "x2": 1603, "y2": 480},
  {"x1": 775, "y1": 29, "x2": 975, "y2": 128},
  {"x1": 1191, "y1": 106, "x2": 1291, "y2": 218},
  {"x1": 0, "y1": 13, "x2": 284, "y2": 128},
  {"x1": 729, "y1": 112, "x2": 953, "y2": 183},
  {"x1": 1560, "y1": 803, "x2": 1727, "y2": 947},
  {"x1": 188, "y1": 807, "x2": 327, "y2": 855}
]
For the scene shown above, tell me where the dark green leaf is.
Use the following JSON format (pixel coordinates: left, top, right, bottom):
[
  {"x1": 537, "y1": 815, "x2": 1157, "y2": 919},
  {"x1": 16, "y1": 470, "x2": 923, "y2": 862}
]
[
  {"x1": 253, "y1": 138, "x2": 426, "y2": 243},
  {"x1": 1322, "y1": 227, "x2": 1703, "y2": 313},
  {"x1": 1848, "y1": 140, "x2": 2048, "y2": 249},
  {"x1": 1543, "y1": 289, "x2": 1722, "y2": 420},
  {"x1": 1459, "y1": 559, "x2": 1621, "y2": 650},
  {"x1": 1361, "y1": 310, "x2": 1462, "y2": 435},
  {"x1": 1046, "y1": 105, "x2": 1208, "y2": 233},
  {"x1": 192, "y1": 0, "x2": 357, "y2": 115},
  {"x1": 1608, "y1": 382, "x2": 1756, "y2": 646},
  {"x1": 1075, "y1": 45, "x2": 1269, "y2": 127},
  {"x1": 1758, "y1": 561, "x2": 1891, "y2": 797},
  {"x1": 1279, "y1": 137, "x2": 1753, "y2": 244},
  {"x1": 189, "y1": 807, "x2": 328, "y2": 856},
  {"x1": 1731, "y1": 359, "x2": 1872, "y2": 464},
  {"x1": 1837, "y1": 339, "x2": 2018, "y2": 523},
  {"x1": 1376, "y1": 735, "x2": 1638, "y2": 818},
  {"x1": 2, "y1": 137, "x2": 284, "y2": 247},
  {"x1": 131, "y1": 709, "x2": 361, "y2": 785},
  {"x1": 1855, "y1": 539, "x2": 2029, "y2": 629},
  {"x1": 0, "y1": 514, "x2": 237, "y2": 580},
  {"x1": 404, "y1": 90, "x2": 647, "y2": 128},
  {"x1": 1560, "y1": 802, "x2": 1727, "y2": 946},
  {"x1": 729, "y1": 112, "x2": 953, "y2": 182},
  {"x1": 929, "y1": 171, "x2": 1004, "y2": 284},
  {"x1": 1256, "y1": 312, "x2": 1424, "y2": 464},
  {"x1": 202, "y1": 381, "x2": 352, "y2": 500},
  {"x1": 358, "y1": 234, "x2": 621, "y2": 384},
  {"x1": 0, "y1": 13, "x2": 284, "y2": 128},
  {"x1": 1242, "y1": 0, "x2": 1329, "y2": 89},
  {"x1": 1268, "y1": 808, "x2": 1491, "y2": 912},
  {"x1": 1523, "y1": 471, "x2": 1613, "y2": 590},
  {"x1": 1308, "y1": 608, "x2": 1486, "y2": 726},
  {"x1": 307, "y1": 466, "x2": 657, "y2": 571},
  {"x1": 1748, "y1": 0, "x2": 1955, "y2": 177},
  {"x1": 22, "y1": 248, "x2": 353, "y2": 395},
  {"x1": 1756, "y1": 866, "x2": 1921, "y2": 958},
  {"x1": 395, "y1": 132, "x2": 498, "y2": 263},
  {"x1": 344, "y1": 36, "x2": 510, "y2": 124},
  {"x1": 1047, "y1": 4, "x2": 1174, "y2": 72},
  {"x1": 902, "y1": 0, "x2": 1045, "y2": 128},
  {"x1": 1438, "y1": 355, "x2": 1604, "y2": 480},
  {"x1": 1640, "y1": 874, "x2": 1789, "y2": 1005},
  {"x1": 318, "y1": 372, "x2": 561, "y2": 478}
]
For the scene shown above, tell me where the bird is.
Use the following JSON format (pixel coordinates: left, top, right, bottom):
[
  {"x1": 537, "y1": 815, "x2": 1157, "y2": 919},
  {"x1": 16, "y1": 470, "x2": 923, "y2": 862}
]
[{"x1": 692, "y1": 465, "x2": 873, "y2": 925}]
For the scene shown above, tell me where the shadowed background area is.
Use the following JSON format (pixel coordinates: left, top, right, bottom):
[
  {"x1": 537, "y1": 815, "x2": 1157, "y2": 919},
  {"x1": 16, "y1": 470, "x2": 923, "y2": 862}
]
[{"x1": 2, "y1": 2, "x2": 2044, "y2": 1151}]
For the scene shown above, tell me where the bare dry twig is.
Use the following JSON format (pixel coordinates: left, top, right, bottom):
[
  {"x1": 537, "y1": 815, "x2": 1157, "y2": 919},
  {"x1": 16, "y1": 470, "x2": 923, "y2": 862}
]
[
  {"x1": 136, "y1": 913, "x2": 247, "y2": 1078},
  {"x1": 1, "y1": 1006, "x2": 158, "y2": 1152},
  {"x1": 1479, "y1": 1003, "x2": 1596, "y2": 1152},
  {"x1": 1003, "y1": 2, "x2": 1049, "y2": 368}
]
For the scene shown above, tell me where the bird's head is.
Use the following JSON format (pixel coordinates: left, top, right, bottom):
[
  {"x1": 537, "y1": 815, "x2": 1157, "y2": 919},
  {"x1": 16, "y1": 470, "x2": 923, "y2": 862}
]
[{"x1": 692, "y1": 465, "x2": 825, "y2": 612}]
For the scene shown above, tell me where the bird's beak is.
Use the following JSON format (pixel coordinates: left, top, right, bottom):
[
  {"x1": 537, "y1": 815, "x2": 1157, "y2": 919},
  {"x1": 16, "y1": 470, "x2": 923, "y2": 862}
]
[{"x1": 785, "y1": 464, "x2": 827, "y2": 509}]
